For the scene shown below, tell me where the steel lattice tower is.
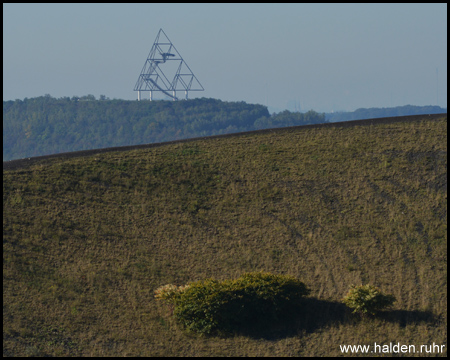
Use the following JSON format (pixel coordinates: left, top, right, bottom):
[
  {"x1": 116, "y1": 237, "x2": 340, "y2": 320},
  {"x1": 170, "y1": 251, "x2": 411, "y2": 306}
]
[{"x1": 134, "y1": 28, "x2": 204, "y2": 101}]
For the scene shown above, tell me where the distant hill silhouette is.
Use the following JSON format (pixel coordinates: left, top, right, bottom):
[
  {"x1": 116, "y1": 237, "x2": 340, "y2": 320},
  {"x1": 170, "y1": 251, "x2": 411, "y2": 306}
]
[{"x1": 325, "y1": 104, "x2": 446, "y2": 122}]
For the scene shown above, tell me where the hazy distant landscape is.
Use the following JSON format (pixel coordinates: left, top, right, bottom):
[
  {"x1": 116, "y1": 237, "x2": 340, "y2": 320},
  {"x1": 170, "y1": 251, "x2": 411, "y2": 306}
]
[
  {"x1": 3, "y1": 113, "x2": 447, "y2": 356},
  {"x1": 3, "y1": 95, "x2": 446, "y2": 161}
]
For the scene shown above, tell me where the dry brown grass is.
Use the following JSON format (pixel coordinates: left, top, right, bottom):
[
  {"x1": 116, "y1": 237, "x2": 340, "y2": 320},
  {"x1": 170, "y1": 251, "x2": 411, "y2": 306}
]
[{"x1": 3, "y1": 115, "x2": 447, "y2": 356}]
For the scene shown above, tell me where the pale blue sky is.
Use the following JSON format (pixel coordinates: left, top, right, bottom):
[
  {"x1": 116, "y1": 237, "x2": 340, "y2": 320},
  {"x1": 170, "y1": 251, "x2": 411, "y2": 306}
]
[{"x1": 3, "y1": 3, "x2": 447, "y2": 112}]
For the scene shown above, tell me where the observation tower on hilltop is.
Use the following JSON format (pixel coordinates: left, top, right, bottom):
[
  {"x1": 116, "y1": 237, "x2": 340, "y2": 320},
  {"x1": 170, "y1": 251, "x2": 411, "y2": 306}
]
[{"x1": 134, "y1": 28, "x2": 204, "y2": 101}]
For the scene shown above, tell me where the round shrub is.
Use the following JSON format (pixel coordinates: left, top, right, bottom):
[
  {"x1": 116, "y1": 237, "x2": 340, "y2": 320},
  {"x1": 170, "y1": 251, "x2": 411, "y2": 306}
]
[
  {"x1": 154, "y1": 272, "x2": 310, "y2": 335},
  {"x1": 343, "y1": 284, "x2": 396, "y2": 316}
]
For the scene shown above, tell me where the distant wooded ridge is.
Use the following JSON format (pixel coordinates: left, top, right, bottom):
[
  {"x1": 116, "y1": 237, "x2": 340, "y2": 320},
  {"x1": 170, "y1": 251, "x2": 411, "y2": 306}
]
[
  {"x1": 325, "y1": 104, "x2": 446, "y2": 122},
  {"x1": 3, "y1": 95, "x2": 446, "y2": 161}
]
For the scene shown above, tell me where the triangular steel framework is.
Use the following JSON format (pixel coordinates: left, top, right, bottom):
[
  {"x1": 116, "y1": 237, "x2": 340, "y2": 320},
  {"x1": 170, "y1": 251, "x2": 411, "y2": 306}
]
[{"x1": 134, "y1": 28, "x2": 204, "y2": 101}]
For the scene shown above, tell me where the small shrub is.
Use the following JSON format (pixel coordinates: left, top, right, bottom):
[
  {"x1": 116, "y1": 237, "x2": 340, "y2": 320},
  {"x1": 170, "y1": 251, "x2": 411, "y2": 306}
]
[
  {"x1": 154, "y1": 272, "x2": 310, "y2": 335},
  {"x1": 343, "y1": 284, "x2": 396, "y2": 316}
]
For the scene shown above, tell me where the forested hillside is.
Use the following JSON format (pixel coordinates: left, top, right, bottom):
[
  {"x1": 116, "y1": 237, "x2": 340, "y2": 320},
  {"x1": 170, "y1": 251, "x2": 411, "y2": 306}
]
[{"x1": 3, "y1": 96, "x2": 326, "y2": 161}]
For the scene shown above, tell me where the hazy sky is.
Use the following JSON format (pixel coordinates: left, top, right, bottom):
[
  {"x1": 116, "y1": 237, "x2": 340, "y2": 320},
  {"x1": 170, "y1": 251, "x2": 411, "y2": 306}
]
[{"x1": 3, "y1": 3, "x2": 447, "y2": 112}]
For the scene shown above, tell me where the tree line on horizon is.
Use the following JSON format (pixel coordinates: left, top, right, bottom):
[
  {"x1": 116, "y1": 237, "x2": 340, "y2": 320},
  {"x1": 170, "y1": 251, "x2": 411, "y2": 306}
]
[
  {"x1": 3, "y1": 95, "x2": 326, "y2": 161},
  {"x1": 3, "y1": 95, "x2": 446, "y2": 161}
]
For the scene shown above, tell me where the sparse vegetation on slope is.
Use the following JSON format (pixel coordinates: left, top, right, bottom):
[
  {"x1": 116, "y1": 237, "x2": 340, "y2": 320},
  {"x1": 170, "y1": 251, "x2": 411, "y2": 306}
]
[{"x1": 3, "y1": 115, "x2": 447, "y2": 356}]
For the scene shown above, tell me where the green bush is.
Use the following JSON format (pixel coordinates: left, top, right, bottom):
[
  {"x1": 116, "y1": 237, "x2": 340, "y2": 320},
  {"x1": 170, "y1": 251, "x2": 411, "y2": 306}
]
[
  {"x1": 343, "y1": 284, "x2": 396, "y2": 316},
  {"x1": 154, "y1": 272, "x2": 310, "y2": 335}
]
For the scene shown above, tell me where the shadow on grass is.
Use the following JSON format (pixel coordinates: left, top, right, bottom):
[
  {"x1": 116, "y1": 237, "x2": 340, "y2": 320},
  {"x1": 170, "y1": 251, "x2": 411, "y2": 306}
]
[
  {"x1": 226, "y1": 297, "x2": 436, "y2": 340},
  {"x1": 376, "y1": 309, "x2": 436, "y2": 328}
]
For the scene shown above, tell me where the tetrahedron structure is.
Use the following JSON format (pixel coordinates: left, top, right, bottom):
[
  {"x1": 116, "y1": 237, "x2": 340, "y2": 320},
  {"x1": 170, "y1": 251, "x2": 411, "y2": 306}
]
[{"x1": 134, "y1": 28, "x2": 204, "y2": 101}]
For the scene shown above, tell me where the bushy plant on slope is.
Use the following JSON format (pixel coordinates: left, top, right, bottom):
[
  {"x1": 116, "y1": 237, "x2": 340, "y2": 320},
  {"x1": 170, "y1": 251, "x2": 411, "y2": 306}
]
[
  {"x1": 343, "y1": 284, "x2": 396, "y2": 317},
  {"x1": 155, "y1": 272, "x2": 310, "y2": 335}
]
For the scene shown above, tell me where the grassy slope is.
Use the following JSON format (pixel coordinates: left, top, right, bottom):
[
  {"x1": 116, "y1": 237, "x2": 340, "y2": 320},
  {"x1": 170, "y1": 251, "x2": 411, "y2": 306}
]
[{"x1": 3, "y1": 116, "x2": 447, "y2": 356}]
